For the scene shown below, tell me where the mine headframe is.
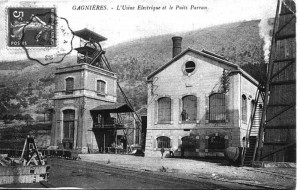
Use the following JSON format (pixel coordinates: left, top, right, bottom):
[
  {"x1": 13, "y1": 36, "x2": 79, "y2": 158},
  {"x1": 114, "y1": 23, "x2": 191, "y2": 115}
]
[{"x1": 73, "y1": 28, "x2": 107, "y2": 68}]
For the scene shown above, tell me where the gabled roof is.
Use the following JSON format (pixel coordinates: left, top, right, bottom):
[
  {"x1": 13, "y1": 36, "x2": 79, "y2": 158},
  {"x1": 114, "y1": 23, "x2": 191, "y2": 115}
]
[
  {"x1": 90, "y1": 103, "x2": 134, "y2": 114},
  {"x1": 146, "y1": 48, "x2": 258, "y2": 85}
]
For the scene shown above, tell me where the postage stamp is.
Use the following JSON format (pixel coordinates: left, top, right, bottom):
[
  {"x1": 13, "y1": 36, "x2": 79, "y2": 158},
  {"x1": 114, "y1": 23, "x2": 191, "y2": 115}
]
[
  {"x1": 7, "y1": 7, "x2": 56, "y2": 47},
  {"x1": 5, "y1": 6, "x2": 74, "y2": 65}
]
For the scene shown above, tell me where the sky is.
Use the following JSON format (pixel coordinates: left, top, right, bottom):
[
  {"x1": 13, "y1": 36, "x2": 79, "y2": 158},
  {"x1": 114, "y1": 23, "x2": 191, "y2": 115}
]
[{"x1": 0, "y1": 0, "x2": 278, "y2": 61}]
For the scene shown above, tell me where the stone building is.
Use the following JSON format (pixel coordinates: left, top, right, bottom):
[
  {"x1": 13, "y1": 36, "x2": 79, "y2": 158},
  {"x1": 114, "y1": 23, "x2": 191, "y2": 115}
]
[
  {"x1": 50, "y1": 63, "x2": 118, "y2": 153},
  {"x1": 145, "y1": 37, "x2": 258, "y2": 157}
]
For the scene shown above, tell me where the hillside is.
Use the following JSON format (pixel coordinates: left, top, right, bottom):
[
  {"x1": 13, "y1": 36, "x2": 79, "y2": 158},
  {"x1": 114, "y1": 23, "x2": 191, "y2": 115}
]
[
  {"x1": 0, "y1": 19, "x2": 266, "y2": 121},
  {"x1": 106, "y1": 20, "x2": 264, "y2": 82}
]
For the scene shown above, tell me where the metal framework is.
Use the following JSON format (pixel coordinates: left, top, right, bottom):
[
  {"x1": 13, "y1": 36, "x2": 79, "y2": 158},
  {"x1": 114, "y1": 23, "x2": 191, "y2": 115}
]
[
  {"x1": 257, "y1": 0, "x2": 296, "y2": 162},
  {"x1": 73, "y1": 28, "x2": 143, "y2": 153},
  {"x1": 241, "y1": 0, "x2": 296, "y2": 166}
]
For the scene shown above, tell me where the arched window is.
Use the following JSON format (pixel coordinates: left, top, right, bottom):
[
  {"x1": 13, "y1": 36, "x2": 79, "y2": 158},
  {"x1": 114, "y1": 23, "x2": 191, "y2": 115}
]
[
  {"x1": 158, "y1": 97, "x2": 171, "y2": 122},
  {"x1": 97, "y1": 80, "x2": 106, "y2": 95},
  {"x1": 209, "y1": 93, "x2": 226, "y2": 122},
  {"x1": 63, "y1": 109, "x2": 75, "y2": 140},
  {"x1": 65, "y1": 77, "x2": 74, "y2": 94},
  {"x1": 208, "y1": 135, "x2": 226, "y2": 150},
  {"x1": 181, "y1": 136, "x2": 197, "y2": 151},
  {"x1": 182, "y1": 95, "x2": 197, "y2": 121},
  {"x1": 157, "y1": 136, "x2": 171, "y2": 148},
  {"x1": 242, "y1": 95, "x2": 247, "y2": 122}
]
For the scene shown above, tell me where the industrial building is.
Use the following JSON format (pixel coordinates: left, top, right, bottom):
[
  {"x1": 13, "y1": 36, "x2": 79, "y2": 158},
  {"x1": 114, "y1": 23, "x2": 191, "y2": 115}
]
[
  {"x1": 50, "y1": 29, "x2": 135, "y2": 153},
  {"x1": 145, "y1": 37, "x2": 259, "y2": 157}
]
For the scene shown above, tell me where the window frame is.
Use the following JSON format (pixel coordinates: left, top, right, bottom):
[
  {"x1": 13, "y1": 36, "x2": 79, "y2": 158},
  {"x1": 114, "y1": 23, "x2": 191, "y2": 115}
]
[
  {"x1": 207, "y1": 135, "x2": 226, "y2": 151},
  {"x1": 156, "y1": 136, "x2": 171, "y2": 149},
  {"x1": 182, "y1": 95, "x2": 197, "y2": 123},
  {"x1": 182, "y1": 60, "x2": 197, "y2": 76},
  {"x1": 96, "y1": 79, "x2": 107, "y2": 96},
  {"x1": 63, "y1": 109, "x2": 75, "y2": 140},
  {"x1": 157, "y1": 97, "x2": 172, "y2": 124},
  {"x1": 185, "y1": 61, "x2": 196, "y2": 73},
  {"x1": 181, "y1": 136, "x2": 197, "y2": 151},
  {"x1": 65, "y1": 77, "x2": 74, "y2": 95},
  {"x1": 209, "y1": 93, "x2": 226, "y2": 123}
]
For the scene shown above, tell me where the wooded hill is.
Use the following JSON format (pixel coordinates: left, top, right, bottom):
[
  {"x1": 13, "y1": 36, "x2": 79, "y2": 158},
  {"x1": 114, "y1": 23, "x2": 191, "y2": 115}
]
[{"x1": 0, "y1": 19, "x2": 267, "y2": 122}]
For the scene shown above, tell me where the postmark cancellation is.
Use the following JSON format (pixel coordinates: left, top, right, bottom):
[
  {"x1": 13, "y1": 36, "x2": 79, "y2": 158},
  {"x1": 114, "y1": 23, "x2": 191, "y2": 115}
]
[{"x1": 8, "y1": 7, "x2": 56, "y2": 47}]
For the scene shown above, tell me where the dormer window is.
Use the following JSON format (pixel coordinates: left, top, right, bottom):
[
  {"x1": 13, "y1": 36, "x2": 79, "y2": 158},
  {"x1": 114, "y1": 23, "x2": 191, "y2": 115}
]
[
  {"x1": 65, "y1": 77, "x2": 74, "y2": 95},
  {"x1": 97, "y1": 80, "x2": 106, "y2": 95}
]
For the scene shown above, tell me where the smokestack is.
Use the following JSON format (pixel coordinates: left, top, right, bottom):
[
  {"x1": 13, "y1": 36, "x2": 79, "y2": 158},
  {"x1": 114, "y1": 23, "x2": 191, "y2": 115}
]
[{"x1": 172, "y1": 36, "x2": 182, "y2": 58}]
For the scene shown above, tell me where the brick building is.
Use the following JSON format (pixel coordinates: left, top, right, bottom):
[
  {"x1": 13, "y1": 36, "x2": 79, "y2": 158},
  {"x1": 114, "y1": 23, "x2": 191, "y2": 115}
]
[
  {"x1": 50, "y1": 63, "x2": 118, "y2": 153},
  {"x1": 145, "y1": 37, "x2": 258, "y2": 157}
]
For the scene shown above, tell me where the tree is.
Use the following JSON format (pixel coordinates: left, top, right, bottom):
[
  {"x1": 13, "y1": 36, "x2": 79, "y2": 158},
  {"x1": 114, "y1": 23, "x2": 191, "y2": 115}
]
[
  {"x1": 24, "y1": 114, "x2": 33, "y2": 125},
  {"x1": 241, "y1": 62, "x2": 267, "y2": 86},
  {"x1": 0, "y1": 83, "x2": 28, "y2": 120}
]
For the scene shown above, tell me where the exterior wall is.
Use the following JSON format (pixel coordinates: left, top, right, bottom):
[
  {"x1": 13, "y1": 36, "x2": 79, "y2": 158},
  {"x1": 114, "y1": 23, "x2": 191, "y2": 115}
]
[
  {"x1": 145, "y1": 51, "x2": 257, "y2": 157},
  {"x1": 54, "y1": 64, "x2": 117, "y2": 102},
  {"x1": 50, "y1": 63, "x2": 117, "y2": 153},
  {"x1": 50, "y1": 97, "x2": 81, "y2": 150},
  {"x1": 239, "y1": 74, "x2": 258, "y2": 147}
]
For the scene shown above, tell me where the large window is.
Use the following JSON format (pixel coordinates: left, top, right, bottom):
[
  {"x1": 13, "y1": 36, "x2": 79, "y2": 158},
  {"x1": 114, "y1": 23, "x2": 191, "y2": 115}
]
[
  {"x1": 157, "y1": 136, "x2": 171, "y2": 148},
  {"x1": 182, "y1": 95, "x2": 197, "y2": 121},
  {"x1": 63, "y1": 109, "x2": 75, "y2": 139},
  {"x1": 209, "y1": 93, "x2": 226, "y2": 122},
  {"x1": 97, "y1": 80, "x2": 106, "y2": 95},
  {"x1": 65, "y1": 77, "x2": 74, "y2": 94},
  {"x1": 158, "y1": 97, "x2": 171, "y2": 122},
  {"x1": 242, "y1": 95, "x2": 247, "y2": 122}
]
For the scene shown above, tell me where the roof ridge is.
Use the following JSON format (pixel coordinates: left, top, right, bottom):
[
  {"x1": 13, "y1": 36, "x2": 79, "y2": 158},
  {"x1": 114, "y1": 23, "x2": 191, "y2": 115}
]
[{"x1": 201, "y1": 49, "x2": 228, "y2": 61}]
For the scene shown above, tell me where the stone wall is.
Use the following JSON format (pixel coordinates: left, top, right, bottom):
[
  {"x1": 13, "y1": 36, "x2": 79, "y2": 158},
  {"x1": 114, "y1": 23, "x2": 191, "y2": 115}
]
[{"x1": 145, "y1": 51, "x2": 257, "y2": 157}]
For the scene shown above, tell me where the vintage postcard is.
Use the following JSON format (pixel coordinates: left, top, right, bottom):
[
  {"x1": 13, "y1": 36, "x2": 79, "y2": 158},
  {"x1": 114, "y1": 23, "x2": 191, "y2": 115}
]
[{"x1": 0, "y1": 0, "x2": 296, "y2": 189}]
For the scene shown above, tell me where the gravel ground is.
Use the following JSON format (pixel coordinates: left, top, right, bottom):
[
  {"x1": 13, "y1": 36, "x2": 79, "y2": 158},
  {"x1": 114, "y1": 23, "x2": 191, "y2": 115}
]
[{"x1": 80, "y1": 154, "x2": 296, "y2": 189}]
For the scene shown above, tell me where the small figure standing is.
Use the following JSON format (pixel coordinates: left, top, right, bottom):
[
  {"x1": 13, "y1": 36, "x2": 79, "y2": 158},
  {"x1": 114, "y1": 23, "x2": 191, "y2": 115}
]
[
  {"x1": 160, "y1": 147, "x2": 165, "y2": 159},
  {"x1": 181, "y1": 109, "x2": 189, "y2": 121}
]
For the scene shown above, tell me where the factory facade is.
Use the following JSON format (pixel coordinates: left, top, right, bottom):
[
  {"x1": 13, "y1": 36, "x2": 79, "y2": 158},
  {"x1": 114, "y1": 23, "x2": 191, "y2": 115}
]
[{"x1": 145, "y1": 37, "x2": 258, "y2": 157}]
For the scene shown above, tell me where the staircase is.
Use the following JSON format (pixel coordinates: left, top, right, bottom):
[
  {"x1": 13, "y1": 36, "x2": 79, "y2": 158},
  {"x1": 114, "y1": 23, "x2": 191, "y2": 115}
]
[{"x1": 242, "y1": 90, "x2": 264, "y2": 166}]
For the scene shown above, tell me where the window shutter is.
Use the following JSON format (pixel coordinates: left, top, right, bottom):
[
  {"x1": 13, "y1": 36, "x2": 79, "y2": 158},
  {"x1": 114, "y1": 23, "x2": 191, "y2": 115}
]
[{"x1": 205, "y1": 95, "x2": 209, "y2": 123}]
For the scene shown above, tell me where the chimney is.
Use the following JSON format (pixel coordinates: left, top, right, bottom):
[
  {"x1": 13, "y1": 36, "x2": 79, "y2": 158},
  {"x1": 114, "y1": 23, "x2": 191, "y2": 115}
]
[{"x1": 172, "y1": 36, "x2": 182, "y2": 58}]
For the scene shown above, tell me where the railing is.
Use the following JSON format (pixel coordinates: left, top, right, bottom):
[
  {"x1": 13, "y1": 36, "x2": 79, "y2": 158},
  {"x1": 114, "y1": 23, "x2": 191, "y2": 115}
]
[
  {"x1": 241, "y1": 88, "x2": 260, "y2": 166},
  {"x1": 93, "y1": 121, "x2": 124, "y2": 129}
]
